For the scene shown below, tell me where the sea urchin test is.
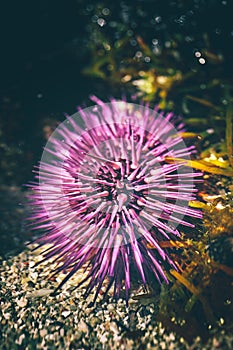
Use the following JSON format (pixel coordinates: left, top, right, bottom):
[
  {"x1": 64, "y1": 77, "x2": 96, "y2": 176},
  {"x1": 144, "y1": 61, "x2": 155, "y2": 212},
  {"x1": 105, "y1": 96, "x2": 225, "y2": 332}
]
[{"x1": 28, "y1": 97, "x2": 202, "y2": 302}]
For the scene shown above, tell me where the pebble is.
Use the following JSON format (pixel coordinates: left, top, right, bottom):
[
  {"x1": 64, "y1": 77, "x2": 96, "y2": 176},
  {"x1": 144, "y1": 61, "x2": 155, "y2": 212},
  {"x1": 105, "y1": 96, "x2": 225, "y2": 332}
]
[
  {"x1": 39, "y1": 329, "x2": 47, "y2": 337},
  {"x1": 89, "y1": 316, "x2": 99, "y2": 327},
  {"x1": 62, "y1": 310, "x2": 71, "y2": 318},
  {"x1": 16, "y1": 297, "x2": 28, "y2": 307},
  {"x1": 107, "y1": 303, "x2": 115, "y2": 312},
  {"x1": 26, "y1": 288, "x2": 54, "y2": 298},
  {"x1": 78, "y1": 319, "x2": 89, "y2": 334}
]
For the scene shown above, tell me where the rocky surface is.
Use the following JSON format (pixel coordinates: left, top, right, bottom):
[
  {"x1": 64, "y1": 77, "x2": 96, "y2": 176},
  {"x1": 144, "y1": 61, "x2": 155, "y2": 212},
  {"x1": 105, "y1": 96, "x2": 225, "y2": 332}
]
[{"x1": 1, "y1": 246, "x2": 232, "y2": 350}]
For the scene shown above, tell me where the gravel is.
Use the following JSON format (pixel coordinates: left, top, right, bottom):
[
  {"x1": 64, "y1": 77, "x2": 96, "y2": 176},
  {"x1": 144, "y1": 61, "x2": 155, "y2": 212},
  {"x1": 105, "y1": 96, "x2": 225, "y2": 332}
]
[{"x1": 0, "y1": 246, "x2": 233, "y2": 350}]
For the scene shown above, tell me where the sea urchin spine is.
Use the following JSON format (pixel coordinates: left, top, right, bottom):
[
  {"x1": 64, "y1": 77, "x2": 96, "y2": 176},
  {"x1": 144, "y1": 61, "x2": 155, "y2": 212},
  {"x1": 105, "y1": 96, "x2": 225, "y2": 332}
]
[{"x1": 28, "y1": 97, "x2": 202, "y2": 302}]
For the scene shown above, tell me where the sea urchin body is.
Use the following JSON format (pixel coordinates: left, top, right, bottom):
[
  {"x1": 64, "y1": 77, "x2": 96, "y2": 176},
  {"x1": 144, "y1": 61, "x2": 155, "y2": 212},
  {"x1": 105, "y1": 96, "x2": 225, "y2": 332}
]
[{"x1": 28, "y1": 97, "x2": 202, "y2": 302}]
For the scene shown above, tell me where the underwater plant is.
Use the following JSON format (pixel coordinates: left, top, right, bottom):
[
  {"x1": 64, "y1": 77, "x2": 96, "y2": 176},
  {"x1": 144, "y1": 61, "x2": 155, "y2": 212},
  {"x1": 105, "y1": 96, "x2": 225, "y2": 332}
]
[{"x1": 28, "y1": 97, "x2": 202, "y2": 303}]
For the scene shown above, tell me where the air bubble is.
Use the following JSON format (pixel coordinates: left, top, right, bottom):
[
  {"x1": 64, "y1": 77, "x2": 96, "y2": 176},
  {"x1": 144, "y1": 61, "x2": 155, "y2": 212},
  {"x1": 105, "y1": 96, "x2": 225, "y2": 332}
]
[
  {"x1": 165, "y1": 41, "x2": 171, "y2": 48},
  {"x1": 155, "y1": 16, "x2": 162, "y2": 23},
  {"x1": 102, "y1": 8, "x2": 110, "y2": 16},
  {"x1": 199, "y1": 58, "x2": 206, "y2": 64},
  {"x1": 135, "y1": 51, "x2": 142, "y2": 58},
  {"x1": 195, "y1": 51, "x2": 201, "y2": 58},
  {"x1": 152, "y1": 38, "x2": 158, "y2": 45},
  {"x1": 130, "y1": 39, "x2": 137, "y2": 46},
  {"x1": 97, "y1": 18, "x2": 106, "y2": 27},
  {"x1": 91, "y1": 15, "x2": 98, "y2": 23}
]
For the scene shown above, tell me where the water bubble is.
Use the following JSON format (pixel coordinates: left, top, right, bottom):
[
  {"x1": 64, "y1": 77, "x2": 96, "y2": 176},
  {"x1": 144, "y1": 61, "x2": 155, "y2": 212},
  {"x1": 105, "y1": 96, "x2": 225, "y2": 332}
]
[
  {"x1": 152, "y1": 38, "x2": 158, "y2": 45},
  {"x1": 97, "y1": 18, "x2": 106, "y2": 27},
  {"x1": 195, "y1": 51, "x2": 201, "y2": 58},
  {"x1": 225, "y1": 299, "x2": 231, "y2": 305},
  {"x1": 219, "y1": 318, "x2": 225, "y2": 325},
  {"x1": 91, "y1": 15, "x2": 98, "y2": 23},
  {"x1": 135, "y1": 51, "x2": 143, "y2": 58},
  {"x1": 165, "y1": 41, "x2": 171, "y2": 48},
  {"x1": 104, "y1": 43, "x2": 111, "y2": 51},
  {"x1": 130, "y1": 39, "x2": 137, "y2": 46},
  {"x1": 102, "y1": 8, "x2": 110, "y2": 16},
  {"x1": 155, "y1": 16, "x2": 162, "y2": 23},
  {"x1": 199, "y1": 58, "x2": 206, "y2": 64},
  {"x1": 153, "y1": 47, "x2": 161, "y2": 55},
  {"x1": 144, "y1": 56, "x2": 151, "y2": 63}
]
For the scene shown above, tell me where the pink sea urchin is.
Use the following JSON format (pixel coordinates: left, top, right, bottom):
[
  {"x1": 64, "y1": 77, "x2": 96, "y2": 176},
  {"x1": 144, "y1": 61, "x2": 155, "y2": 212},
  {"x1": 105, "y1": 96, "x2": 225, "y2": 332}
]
[{"x1": 28, "y1": 97, "x2": 202, "y2": 302}]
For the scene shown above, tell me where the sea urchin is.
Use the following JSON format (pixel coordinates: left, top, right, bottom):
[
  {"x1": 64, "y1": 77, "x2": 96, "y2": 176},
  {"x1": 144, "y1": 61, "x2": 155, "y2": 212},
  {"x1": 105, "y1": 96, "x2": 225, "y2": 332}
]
[{"x1": 28, "y1": 97, "x2": 202, "y2": 302}]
